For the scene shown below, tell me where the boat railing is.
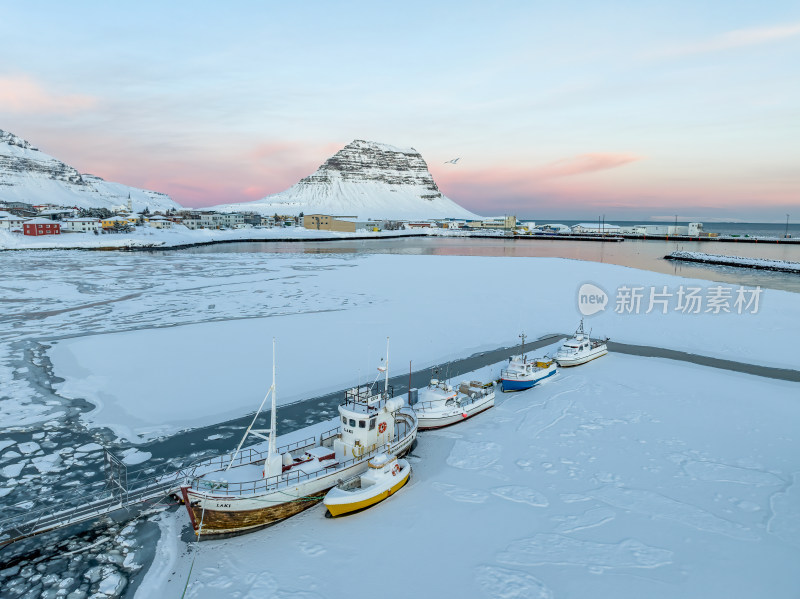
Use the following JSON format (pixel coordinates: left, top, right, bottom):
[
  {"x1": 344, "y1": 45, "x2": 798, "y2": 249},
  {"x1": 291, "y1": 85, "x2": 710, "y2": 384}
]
[
  {"x1": 500, "y1": 368, "x2": 533, "y2": 380},
  {"x1": 189, "y1": 444, "x2": 383, "y2": 497},
  {"x1": 190, "y1": 435, "x2": 317, "y2": 473},
  {"x1": 393, "y1": 408, "x2": 417, "y2": 438},
  {"x1": 320, "y1": 426, "x2": 341, "y2": 447},
  {"x1": 189, "y1": 412, "x2": 417, "y2": 497},
  {"x1": 414, "y1": 388, "x2": 492, "y2": 410},
  {"x1": 342, "y1": 385, "x2": 394, "y2": 409}
]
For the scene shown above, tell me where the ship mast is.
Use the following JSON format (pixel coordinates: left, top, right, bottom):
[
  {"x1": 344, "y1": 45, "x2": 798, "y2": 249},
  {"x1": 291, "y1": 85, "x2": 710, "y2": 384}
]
[
  {"x1": 268, "y1": 338, "x2": 277, "y2": 463},
  {"x1": 226, "y1": 338, "x2": 277, "y2": 472}
]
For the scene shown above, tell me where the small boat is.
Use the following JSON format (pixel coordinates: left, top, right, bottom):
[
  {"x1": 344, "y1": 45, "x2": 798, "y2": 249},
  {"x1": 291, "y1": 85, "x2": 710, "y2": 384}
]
[
  {"x1": 500, "y1": 333, "x2": 557, "y2": 392},
  {"x1": 412, "y1": 377, "x2": 495, "y2": 430},
  {"x1": 555, "y1": 319, "x2": 609, "y2": 367},
  {"x1": 180, "y1": 339, "x2": 417, "y2": 538},
  {"x1": 323, "y1": 453, "x2": 411, "y2": 517}
]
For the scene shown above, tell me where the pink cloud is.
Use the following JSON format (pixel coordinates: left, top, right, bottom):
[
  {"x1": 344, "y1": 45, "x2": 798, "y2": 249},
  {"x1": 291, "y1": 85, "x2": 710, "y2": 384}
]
[
  {"x1": 431, "y1": 152, "x2": 642, "y2": 198},
  {"x1": 531, "y1": 153, "x2": 642, "y2": 180},
  {"x1": 0, "y1": 75, "x2": 97, "y2": 114},
  {"x1": 55, "y1": 136, "x2": 355, "y2": 207}
]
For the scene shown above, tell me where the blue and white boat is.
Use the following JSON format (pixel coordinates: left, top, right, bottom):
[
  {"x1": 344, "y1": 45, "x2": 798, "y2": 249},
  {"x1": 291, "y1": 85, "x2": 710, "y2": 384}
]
[{"x1": 500, "y1": 333, "x2": 558, "y2": 392}]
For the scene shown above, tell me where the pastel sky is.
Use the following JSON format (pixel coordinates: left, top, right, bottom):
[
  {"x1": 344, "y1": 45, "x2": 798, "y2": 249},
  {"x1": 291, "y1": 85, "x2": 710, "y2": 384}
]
[{"x1": 1, "y1": 1, "x2": 798, "y2": 220}]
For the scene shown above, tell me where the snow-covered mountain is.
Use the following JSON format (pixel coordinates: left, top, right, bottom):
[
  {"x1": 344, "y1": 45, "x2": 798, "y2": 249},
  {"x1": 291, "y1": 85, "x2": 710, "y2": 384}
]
[
  {"x1": 0, "y1": 129, "x2": 180, "y2": 212},
  {"x1": 212, "y1": 140, "x2": 480, "y2": 220}
]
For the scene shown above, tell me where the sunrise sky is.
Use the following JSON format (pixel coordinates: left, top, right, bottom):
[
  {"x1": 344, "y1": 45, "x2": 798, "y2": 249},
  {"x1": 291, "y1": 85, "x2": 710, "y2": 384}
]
[{"x1": 1, "y1": 1, "x2": 798, "y2": 220}]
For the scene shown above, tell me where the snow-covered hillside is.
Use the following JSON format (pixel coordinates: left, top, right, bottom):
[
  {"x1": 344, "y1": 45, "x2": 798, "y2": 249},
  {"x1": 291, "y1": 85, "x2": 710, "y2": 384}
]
[
  {"x1": 211, "y1": 139, "x2": 480, "y2": 220},
  {"x1": 0, "y1": 129, "x2": 180, "y2": 213}
]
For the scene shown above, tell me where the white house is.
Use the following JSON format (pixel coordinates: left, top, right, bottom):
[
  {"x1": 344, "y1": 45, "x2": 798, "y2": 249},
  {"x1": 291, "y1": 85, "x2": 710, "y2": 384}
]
[
  {"x1": 571, "y1": 223, "x2": 621, "y2": 234},
  {"x1": 688, "y1": 222, "x2": 704, "y2": 235},
  {"x1": 62, "y1": 218, "x2": 102, "y2": 232},
  {"x1": 0, "y1": 211, "x2": 27, "y2": 230},
  {"x1": 147, "y1": 216, "x2": 172, "y2": 229}
]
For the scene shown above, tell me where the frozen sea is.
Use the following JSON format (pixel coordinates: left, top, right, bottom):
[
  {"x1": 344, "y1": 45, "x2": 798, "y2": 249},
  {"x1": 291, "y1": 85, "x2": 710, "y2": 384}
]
[{"x1": 1, "y1": 244, "x2": 799, "y2": 598}]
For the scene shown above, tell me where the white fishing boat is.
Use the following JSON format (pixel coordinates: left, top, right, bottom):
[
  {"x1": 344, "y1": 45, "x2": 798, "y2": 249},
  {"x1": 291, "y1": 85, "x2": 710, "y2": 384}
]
[
  {"x1": 412, "y1": 377, "x2": 495, "y2": 430},
  {"x1": 555, "y1": 319, "x2": 609, "y2": 367},
  {"x1": 180, "y1": 339, "x2": 417, "y2": 538},
  {"x1": 323, "y1": 453, "x2": 411, "y2": 517},
  {"x1": 500, "y1": 333, "x2": 558, "y2": 392}
]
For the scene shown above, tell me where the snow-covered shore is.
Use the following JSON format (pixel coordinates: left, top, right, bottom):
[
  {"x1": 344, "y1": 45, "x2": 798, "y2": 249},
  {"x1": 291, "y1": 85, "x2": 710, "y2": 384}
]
[
  {"x1": 666, "y1": 251, "x2": 800, "y2": 273},
  {"x1": 2, "y1": 249, "x2": 799, "y2": 599},
  {"x1": 0, "y1": 226, "x2": 432, "y2": 251}
]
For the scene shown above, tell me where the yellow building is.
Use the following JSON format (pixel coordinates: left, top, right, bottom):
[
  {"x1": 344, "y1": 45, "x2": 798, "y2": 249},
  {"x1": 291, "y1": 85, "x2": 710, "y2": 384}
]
[
  {"x1": 482, "y1": 215, "x2": 517, "y2": 230},
  {"x1": 303, "y1": 214, "x2": 357, "y2": 233},
  {"x1": 101, "y1": 216, "x2": 131, "y2": 229}
]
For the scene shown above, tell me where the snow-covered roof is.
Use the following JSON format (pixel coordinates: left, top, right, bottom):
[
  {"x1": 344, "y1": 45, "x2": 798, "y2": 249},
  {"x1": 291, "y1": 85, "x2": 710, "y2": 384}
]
[
  {"x1": 64, "y1": 218, "x2": 100, "y2": 222},
  {"x1": 573, "y1": 223, "x2": 620, "y2": 229},
  {"x1": 24, "y1": 218, "x2": 60, "y2": 225}
]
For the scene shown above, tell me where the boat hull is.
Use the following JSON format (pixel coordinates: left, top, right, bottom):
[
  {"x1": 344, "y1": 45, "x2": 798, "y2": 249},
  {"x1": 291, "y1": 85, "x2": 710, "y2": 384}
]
[
  {"x1": 500, "y1": 367, "x2": 557, "y2": 392},
  {"x1": 181, "y1": 486, "x2": 329, "y2": 537},
  {"x1": 416, "y1": 394, "x2": 494, "y2": 430},
  {"x1": 556, "y1": 347, "x2": 607, "y2": 367},
  {"x1": 324, "y1": 462, "x2": 411, "y2": 517}
]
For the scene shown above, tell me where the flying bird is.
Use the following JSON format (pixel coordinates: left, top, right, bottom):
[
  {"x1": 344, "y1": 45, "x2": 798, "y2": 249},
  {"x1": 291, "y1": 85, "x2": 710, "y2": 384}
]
[{"x1": 444, "y1": 157, "x2": 461, "y2": 165}]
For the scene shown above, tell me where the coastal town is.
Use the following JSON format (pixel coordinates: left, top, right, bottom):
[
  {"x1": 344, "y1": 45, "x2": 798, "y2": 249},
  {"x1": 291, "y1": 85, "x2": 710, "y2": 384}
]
[{"x1": 0, "y1": 198, "x2": 720, "y2": 239}]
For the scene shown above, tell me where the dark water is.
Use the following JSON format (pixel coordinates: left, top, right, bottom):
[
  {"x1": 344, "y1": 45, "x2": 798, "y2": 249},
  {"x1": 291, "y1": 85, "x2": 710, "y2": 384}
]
[{"x1": 178, "y1": 237, "x2": 800, "y2": 293}]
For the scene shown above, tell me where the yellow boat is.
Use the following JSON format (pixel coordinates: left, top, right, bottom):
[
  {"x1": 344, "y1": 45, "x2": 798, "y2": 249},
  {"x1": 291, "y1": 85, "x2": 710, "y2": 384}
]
[{"x1": 323, "y1": 453, "x2": 411, "y2": 517}]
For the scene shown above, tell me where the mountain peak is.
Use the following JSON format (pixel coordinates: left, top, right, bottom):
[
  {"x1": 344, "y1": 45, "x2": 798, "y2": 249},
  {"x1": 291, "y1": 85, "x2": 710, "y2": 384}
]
[
  {"x1": 211, "y1": 139, "x2": 479, "y2": 220},
  {"x1": 343, "y1": 139, "x2": 415, "y2": 153}
]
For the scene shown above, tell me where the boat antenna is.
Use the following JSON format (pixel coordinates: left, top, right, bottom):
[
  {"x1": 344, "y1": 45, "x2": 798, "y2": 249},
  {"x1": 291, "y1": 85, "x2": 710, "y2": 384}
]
[
  {"x1": 408, "y1": 360, "x2": 412, "y2": 404},
  {"x1": 384, "y1": 337, "x2": 390, "y2": 398},
  {"x1": 519, "y1": 332, "x2": 526, "y2": 359},
  {"x1": 226, "y1": 338, "x2": 277, "y2": 472}
]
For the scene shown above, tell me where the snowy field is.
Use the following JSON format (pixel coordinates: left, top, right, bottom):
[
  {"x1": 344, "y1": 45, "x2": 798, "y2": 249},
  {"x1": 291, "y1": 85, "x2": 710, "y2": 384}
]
[
  {"x1": 140, "y1": 354, "x2": 800, "y2": 599},
  {"x1": 38, "y1": 253, "x2": 800, "y2": 442}
]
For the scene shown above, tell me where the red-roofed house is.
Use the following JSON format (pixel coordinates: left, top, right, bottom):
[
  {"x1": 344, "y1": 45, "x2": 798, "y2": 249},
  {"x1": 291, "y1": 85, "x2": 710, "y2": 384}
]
[{"x1": 23, "y1": 218, "x2": 61, "y2": 236}]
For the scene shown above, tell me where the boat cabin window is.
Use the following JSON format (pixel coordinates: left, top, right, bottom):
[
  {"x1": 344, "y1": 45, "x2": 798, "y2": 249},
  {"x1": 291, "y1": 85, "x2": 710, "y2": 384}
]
[
  {"x1": 369, "y1": 418, "x2": 376, "y2": 430},
  {"x1": 341, "y1": 416, "x2": 346, "y2": 424},
  {"x1": 359, "y1": 420, "x2": 366, "y2": 429},
  {"x1": 349, "y1": 418, "x2": 356, "y2": 427}
]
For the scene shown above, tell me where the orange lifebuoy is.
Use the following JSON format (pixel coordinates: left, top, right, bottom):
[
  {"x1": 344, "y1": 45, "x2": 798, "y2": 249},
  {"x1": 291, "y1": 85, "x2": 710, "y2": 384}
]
[{"x1": 378, "y1": 422, "x2": 387, "y2": 433}]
